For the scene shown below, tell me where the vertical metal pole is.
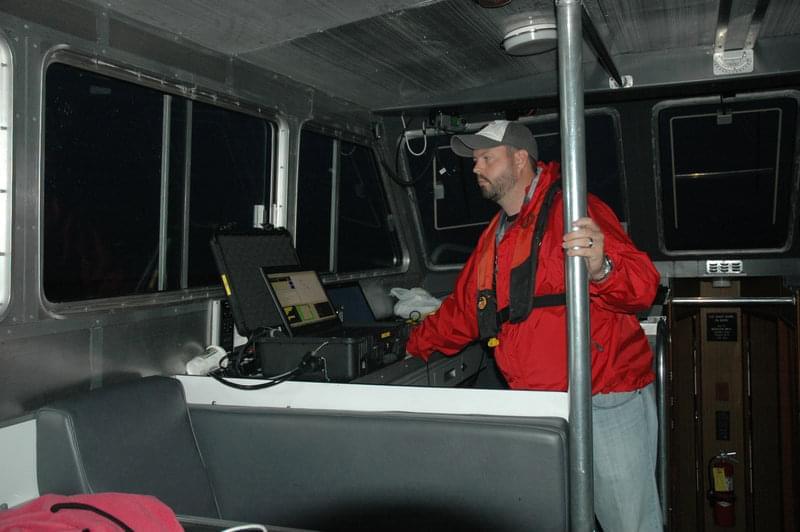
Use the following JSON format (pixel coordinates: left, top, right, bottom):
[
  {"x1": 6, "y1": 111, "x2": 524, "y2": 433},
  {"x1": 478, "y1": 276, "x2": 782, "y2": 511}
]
[{"x1": 556, "y1": 1, "x2": 593, "y2": 530}]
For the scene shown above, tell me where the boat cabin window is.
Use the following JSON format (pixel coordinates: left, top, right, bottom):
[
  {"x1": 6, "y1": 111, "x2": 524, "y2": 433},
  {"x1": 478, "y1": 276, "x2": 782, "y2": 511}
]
[
  {"x1": 182, "y1": 101, "x2": 272, "y2": 286},
  {"x1": 0, "y1": 37, "x2": 10, "y2": 315},
  {"x1": 295, "y1": 127, "x2": 401, "y2": 274},
  {"x1": 656, "y1": 93, "x2": 798, "y2": 254},
  {"x1": 43, "y1": 62, "x2": 274, "y2": 302},
  {"x1": 408, "y1": 111, "x2": 625, "y2": 266}
]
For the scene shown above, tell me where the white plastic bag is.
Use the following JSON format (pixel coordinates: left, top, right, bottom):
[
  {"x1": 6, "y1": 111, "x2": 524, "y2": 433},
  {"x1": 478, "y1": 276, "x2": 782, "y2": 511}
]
[{"x1": 389, "y1": 287, "x2": 441, "y2": 319}]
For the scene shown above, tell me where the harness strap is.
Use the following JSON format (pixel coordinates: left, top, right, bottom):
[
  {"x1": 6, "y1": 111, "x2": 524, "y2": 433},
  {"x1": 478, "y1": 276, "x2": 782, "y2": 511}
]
[
  {"x1": 496, "y1": 293, "x2": 566, "y2": 325},
  {"x1": 507, "y1": 180, "x2": 563, "y2": 323}
]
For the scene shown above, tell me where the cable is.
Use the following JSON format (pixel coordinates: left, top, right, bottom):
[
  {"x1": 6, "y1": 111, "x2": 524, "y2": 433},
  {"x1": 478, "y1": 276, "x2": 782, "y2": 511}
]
[
  {"x1": 310, "y1": 340, "x2": 330, "y2": 355},
  {"x1": 401, "y1": 114, "x2": 429, "y2": 157},
  {"x1": 50, "y1": 502, "x2": 133, "y2": 532},
  {"x1": 404, "y1": 126, "x2": 428, "y2": 157},
  {"x1": 380, "y1": 131, "x2": 434, "y2": 187},
  {"x1": 223, "y1": 326, "x2": 278, "y2": 378},
  {"x1": 340, "y1": 142, "x2": 357, "y2": 157},
  {"x1": 283, "y1": 341, "x2": 331, "y2": 380},
  {"x1": 209, "y1": 340, "x2": 332, "y2": 390},
  {"x1": 210, "y1": 371, "x2": 297, "y2": 390},
  {"x1": 458, "y1": 346, "x2": 487, "y2": 388}
]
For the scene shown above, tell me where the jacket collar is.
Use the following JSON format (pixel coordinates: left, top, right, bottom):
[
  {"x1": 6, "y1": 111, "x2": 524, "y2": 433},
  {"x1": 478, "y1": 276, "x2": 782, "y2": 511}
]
[{"x1": 520, "y1": 160, "x2": 561, "y2": 218}]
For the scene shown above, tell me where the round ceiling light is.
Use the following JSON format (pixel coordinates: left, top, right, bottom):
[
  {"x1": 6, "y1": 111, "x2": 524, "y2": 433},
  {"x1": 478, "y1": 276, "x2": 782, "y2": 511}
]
[{"x1": 502, "y1": 12, "x2": 557, "y2": 56}]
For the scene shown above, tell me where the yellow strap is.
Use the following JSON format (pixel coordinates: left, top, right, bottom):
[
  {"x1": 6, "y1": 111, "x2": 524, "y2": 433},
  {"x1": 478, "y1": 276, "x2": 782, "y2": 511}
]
[{"x1": 220, "y1": 274, "x2": 231, "y2": 296}]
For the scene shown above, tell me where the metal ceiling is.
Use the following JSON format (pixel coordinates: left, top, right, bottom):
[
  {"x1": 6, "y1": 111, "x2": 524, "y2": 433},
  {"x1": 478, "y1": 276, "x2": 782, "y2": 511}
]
[{"x1": 74, "y1": 0, "x2": 800, "y2": 110}]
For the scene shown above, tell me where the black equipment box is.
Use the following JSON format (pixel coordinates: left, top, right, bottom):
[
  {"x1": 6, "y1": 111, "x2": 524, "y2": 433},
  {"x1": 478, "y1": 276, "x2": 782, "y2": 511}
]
[
  {"x1": 258, "y1": 322, "x2": 410, "y2": 382},
  {"x1": 257, "y1": 336, "x2": 370, "y2": 382}
]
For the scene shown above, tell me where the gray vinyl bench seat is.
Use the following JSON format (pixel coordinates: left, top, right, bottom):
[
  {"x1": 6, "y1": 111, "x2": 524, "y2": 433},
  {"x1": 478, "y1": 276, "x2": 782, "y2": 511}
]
[{"x1": 35, "y1": 376, "x2": 569, "y2": 531}]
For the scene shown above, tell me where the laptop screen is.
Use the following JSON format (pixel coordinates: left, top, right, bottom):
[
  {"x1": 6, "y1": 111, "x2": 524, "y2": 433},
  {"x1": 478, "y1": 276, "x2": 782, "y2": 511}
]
[{"x1": 260, "y1": 268, "x2": 338, "y2": 333}]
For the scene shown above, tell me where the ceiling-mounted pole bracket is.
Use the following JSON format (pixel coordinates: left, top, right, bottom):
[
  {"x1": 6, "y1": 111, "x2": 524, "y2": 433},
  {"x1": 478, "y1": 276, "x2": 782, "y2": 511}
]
[
  {"x1": 608, "y1": 75, "x2": 633, "y2": 89},
  {"x1": 713, "y1": 49, "x2": 754, "y2": 75},
  {"x1": 580, "y1": 2, "x2": 626, "y2": 89},
  {"x1": 712, "y1": 0, "x2": 769, "y2": 76}
]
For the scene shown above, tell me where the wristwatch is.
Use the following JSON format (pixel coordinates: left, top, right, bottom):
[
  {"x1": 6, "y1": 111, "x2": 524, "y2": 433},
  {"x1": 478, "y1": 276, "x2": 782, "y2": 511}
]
[{"x1": 593, "y1": 255, "x2": 613, "y2": 283}]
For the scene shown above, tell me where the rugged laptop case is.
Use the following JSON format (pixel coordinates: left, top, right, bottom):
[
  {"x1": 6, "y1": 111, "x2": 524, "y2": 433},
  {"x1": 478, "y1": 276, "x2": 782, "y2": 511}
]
[{"x1": 209, "y1": 228, "x2": 299, "y2": 338}]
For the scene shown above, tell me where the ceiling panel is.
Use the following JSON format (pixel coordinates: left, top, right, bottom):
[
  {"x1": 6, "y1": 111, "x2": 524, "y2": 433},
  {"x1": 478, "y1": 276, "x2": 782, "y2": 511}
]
[
  {"x1": 760, "y1": 0, "x2": 800, "y2": 37},
  {"x1": 587, "y1": 0, "x2": 719, "y2": 54},
  {"x1": 85, "y1": 0, "x2": 446, "y2": 52},
  {"x1": 70, "y1": 0, "x2": 800, "y2": 109},
  {"x1": 244, "y1": 0, "x2": 563, "y2": 108}
]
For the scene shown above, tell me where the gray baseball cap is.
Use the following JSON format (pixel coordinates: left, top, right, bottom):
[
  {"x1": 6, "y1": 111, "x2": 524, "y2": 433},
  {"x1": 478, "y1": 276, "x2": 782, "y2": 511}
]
[{"x1": 450, "y1": 120, "x2": 538, "y2": 161}]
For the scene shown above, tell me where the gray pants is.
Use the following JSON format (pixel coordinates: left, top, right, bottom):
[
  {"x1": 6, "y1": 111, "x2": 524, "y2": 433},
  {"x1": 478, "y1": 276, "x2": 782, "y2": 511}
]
[{"x1": 592, "y1": 383, "x2": 663, "y2": 532}]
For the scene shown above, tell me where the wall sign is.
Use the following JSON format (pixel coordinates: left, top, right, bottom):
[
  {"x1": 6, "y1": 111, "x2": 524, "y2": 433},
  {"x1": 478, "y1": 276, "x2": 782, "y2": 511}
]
[{"x1": 707, "y1": 313, "x2": 737, "y2": 342}]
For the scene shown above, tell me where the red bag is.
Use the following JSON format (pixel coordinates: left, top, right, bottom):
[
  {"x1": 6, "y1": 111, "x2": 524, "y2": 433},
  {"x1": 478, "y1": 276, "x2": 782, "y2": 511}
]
[{"x1": 0, "y1": 492, "x2": 183, "y2": 531}]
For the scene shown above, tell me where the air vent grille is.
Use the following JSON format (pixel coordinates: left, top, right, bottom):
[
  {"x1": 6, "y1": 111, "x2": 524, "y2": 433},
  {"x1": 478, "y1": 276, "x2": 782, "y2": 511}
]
[{"x1": 705, "y1": 260, "x2": 743, "y2": 275}]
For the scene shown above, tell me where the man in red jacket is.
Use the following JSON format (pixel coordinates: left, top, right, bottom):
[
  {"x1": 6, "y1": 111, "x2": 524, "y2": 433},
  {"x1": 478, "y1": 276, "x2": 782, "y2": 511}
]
[{"x1": 405, "y1": 120, "x2": 663, "y2": 531}]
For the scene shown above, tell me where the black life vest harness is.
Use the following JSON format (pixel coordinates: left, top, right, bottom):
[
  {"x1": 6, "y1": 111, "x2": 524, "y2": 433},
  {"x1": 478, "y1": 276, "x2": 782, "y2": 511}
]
[{"x1": 475, "y1": 179, "x2": 565, "y2": 346}]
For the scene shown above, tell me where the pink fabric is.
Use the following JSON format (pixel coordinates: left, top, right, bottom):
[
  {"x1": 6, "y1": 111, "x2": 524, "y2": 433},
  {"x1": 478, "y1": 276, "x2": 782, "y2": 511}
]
[{"x1": 0, "y1": 493, "x2": 183, "y2": 531}]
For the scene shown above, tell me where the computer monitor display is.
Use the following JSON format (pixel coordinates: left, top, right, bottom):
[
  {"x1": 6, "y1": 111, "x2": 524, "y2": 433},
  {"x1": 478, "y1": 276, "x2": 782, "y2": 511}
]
[{"x1": 260, "y1": 268, "x2": 338, "y2": 333}]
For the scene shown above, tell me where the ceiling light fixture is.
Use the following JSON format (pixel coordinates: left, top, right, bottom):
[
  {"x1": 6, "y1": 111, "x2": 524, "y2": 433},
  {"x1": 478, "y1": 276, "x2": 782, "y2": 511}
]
[{"x1": 502, "y1": 12, "x2": 557, "y2": 56}]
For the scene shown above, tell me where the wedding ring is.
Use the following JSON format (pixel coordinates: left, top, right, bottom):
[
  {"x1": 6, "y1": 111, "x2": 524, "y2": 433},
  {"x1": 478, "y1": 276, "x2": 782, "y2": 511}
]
[{"x1": 588, "y1": 237, "x2": 594, "y2": 248}]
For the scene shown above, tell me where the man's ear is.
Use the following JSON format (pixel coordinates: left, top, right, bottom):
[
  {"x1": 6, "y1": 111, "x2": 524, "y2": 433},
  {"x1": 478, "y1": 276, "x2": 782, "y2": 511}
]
[{"x1": 514, "y1": 148, "x2": 529, "y2": 169}]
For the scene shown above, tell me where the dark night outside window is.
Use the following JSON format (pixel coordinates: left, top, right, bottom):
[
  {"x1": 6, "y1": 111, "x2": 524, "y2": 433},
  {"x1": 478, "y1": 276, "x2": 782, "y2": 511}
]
[
  {"x1": 296, "y1": 128, "x2": 401, "y2": 274},
  {"x1": 338, "y1": 141, "x2": 399, "y2": 272},
  {"x1": 43, "y1": 63, "x2": 273, "y2": 302},
  {"x1": 186, "y1": 101, "x2": 271, "y2": 286},
  {"x1": 295, "y1": 129, "x2": 333, "y2": 273},
  {"x1": 657, "y1": 96, "x2": 796, "y2": 253},
  {"x1": 44, "y1": 64, "x2": 163, "y2": 301}
]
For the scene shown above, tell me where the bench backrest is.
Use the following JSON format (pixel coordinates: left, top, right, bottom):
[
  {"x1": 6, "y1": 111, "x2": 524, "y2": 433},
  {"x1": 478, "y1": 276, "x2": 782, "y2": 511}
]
[
  {"x1": 191, "y1": 405, "x2": 569, "y2": 531},
  {"x1": 36, "y1": 376, "x2": 220, "y2": 518}
]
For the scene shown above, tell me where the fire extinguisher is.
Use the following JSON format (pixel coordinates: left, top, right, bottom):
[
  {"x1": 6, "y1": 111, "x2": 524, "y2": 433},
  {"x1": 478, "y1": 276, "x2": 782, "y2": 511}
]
[{"x1": 707, "y1": 451, "x2": 737, "y2": 527}]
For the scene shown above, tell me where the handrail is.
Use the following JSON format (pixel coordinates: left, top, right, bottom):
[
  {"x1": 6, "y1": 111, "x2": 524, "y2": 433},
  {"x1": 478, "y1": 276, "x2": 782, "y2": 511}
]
[
  {"x1": 670, "y1": 296, "x2": 795, "y2": 306},
  {"x1": 655, "y1": 318, "x2": 669, "y2": 529}
]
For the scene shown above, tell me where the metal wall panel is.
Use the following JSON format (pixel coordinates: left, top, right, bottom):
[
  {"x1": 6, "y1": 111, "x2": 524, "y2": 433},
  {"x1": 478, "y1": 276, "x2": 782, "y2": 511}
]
[
  {"x1": 0, "y1": 4, "x2": 384, "y2": 423},
  {"x1": 101, "y1": 310, "x2": 209, "y2": 381},
  {"x1": 0, "y1": 329, "x2": 91, "y2": 420}
]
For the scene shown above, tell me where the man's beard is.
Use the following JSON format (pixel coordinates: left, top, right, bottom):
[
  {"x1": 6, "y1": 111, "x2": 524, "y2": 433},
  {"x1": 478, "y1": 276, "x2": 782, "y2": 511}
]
[{"x1": 479, "y1": 170, "x2": 515, "y2": 202}]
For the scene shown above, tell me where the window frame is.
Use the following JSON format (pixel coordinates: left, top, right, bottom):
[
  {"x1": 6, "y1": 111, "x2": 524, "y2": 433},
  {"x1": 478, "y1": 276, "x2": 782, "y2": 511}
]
[
  {"x1": 40, "y1": 51, "x2": 282, "y2": 313},
  {"x1": 293, "y1": 121, "x2": 409, "y2": 282},
  {"x1": 652, "y1": 90, "x2": 800, "y2": 257},
  {"x1": 0, "y1": 35, "x2": 12, "y2": 318}
]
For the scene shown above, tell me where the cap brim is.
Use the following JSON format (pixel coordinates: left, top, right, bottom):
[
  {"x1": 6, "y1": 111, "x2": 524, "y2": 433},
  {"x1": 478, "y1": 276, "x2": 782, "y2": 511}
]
[{"x1": 450, "y1": 134, "x2": 502, "y2": 157}]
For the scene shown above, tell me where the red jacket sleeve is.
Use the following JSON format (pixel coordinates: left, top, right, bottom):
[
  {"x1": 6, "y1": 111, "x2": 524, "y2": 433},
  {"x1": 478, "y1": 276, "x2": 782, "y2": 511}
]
[
  {"x1": 587, "y1": 197, "x2": 661, "y2": 312},
  {"x1": 405, "y1": 248, "x2": 481, "y2": 361}
]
